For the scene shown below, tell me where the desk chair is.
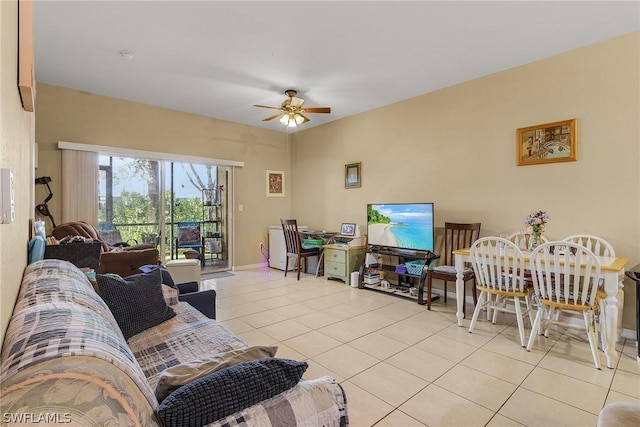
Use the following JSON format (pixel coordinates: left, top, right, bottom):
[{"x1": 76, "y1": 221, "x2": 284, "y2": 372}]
[
  {"x1": 426, "y1": 222, "x2": 481, "y2": 313},
  {"x1": 281, "y1": 219, "x2": 322, "y2": 280}
]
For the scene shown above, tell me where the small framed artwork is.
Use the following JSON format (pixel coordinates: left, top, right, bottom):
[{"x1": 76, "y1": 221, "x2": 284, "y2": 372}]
[
  {"x1": 340, "y1": 223, "x2": 356, "y2": 236},
  {"x1": 266, "y1": 170, "x2": 285, "y2": 197},
  {"x1": 345, "y1": 162, "x2": 361, "y2": 188},
  {"x1": 517, "y1": 119, "x2": 577, "y2": 166}
]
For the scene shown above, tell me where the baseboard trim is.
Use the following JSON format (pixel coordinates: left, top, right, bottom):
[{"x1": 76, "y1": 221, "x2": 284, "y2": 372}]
[{"x1": 232, "y1": 262, "x2": 268, "y2": 271}]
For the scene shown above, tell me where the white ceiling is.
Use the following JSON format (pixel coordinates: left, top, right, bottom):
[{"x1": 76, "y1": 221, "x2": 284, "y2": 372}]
[{"x1": 33, "y1": 1, "x2": 640, "y2": 133}]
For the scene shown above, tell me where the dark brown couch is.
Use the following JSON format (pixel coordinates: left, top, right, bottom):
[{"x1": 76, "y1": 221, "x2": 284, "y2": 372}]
[{"x1": 52, "y1": 221, "x2": 160, "y2": 277}]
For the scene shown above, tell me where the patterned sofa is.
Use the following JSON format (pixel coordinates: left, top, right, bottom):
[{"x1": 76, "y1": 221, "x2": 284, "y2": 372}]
[{"x1": 0, "y1": 260, "x2": 348, "y2": 426}]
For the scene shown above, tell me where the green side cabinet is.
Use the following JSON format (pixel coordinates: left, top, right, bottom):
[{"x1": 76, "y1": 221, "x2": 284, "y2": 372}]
[{"x1": 323, "y1": 244, "x2": 366, "y2": 286}]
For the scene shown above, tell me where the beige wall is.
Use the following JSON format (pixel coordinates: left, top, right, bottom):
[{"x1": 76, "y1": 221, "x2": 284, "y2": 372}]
[
  {"x1": 291, "y1": 32, "x2": 640, "y2": 329},
  {"x1": 0, "y1": 0, "x2": 36, "y2": 344},
  {"x1": 30, "y1": 32, "x2": 640, "y2": 331},
  {"x1": 35, "y1": 84, "x2": 291, "y2": 269}
]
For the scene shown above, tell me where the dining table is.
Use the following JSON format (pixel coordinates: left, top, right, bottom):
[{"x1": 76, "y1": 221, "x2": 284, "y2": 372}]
[{"x1": 453, "y1": 247, "x2": 628, "y2": 369}]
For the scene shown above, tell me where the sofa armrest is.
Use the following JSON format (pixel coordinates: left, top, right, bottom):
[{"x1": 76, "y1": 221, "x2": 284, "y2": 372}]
[
  {"x1": 178, "y1": 289, "x2": 216, "y2": 319},
  {"x1": 176, "y1": 281, "x2": 199, "y2": 294}
]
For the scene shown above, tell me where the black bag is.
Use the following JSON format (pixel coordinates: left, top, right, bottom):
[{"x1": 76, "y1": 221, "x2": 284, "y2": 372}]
[{"x1": 44, "y1": 240, "x2": 102, "y2": 269}]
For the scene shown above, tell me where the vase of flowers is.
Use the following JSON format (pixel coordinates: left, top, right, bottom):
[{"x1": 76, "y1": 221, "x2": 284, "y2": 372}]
[{"x1": 524, "y1": 210, "x2": 550, "y2": 250}]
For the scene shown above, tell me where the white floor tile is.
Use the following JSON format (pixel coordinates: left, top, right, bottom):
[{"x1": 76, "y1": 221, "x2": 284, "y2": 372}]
[
  {"x1": 206, "y1": 268, "x2": 635, "y2": 427},
  {"x1": 434, "y1": 364, "x2": 517, "y2": 411},
  {"x1": 499, "y1": 388, "x2": 597, "y2": 426},
  {"x1": 460, "y1": 348, "x2": 534, "y2": 385},
  {"x1": 282, "y1": 330, "x2": 342, "y2": 358},
  {"x1": 414, "y1": 333, "x2": 478, "y2": 363},
  {"x1": 340, "y1": 381, "x2": 394, "y2": 427},
  {"x1": 311, "y1": 344, "x2": 379, "y2": 379},
  {"x1": 521, "y1": 367, "x2": 608, "y2": 414},
  {"x1": 374, "y1": 409, "x2": 426, "y2": 426},
  {"x1": 611, "y1": 369, "x2": 640, "y2": 399},
  {"x1": 350, "y1": 362, "x2": 428, "y2": 406},
  {"x1": 385, "y1": 346, "x2": 455, "y2": 382},
  {"x1": 259, "y1": 319, "x2": 311, "y2": 341},
  {"x1": 400, "y1": 384, "x2": 494, "y2": 427}
]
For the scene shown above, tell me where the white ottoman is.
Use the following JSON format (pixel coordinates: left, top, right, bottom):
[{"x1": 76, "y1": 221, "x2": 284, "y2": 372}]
[
  {"x1": 165, "y1": 259, "x2": 201, "y2": 288},
  {"x1": 598, "y1": 402, "x2": 640, "y2": 427}
]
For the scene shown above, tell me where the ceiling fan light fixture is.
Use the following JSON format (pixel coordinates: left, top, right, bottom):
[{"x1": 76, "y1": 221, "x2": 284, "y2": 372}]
[
  {"x1": 279, "y1": 113, "x2": 298, "y2": 127},
  {"x1": 254, "y1": 90, "x2": 331, "y2": 128}
]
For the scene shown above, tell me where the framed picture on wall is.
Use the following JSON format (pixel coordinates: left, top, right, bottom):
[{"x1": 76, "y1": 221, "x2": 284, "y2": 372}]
[
  {"x1": 345, "y1": 162, "x2": 361, "y2": 188},
  {"x1": 517, "y1": 119, "x2": 577, "y2": 166},
  {"x1": 266, "y1": 170, "x2": 285, "y2": 197}
]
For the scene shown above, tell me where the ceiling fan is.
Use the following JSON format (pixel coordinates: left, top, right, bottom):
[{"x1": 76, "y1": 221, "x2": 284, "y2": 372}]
[{"x1": 254, "y1": 90, "x2": 331, "y2": 127}]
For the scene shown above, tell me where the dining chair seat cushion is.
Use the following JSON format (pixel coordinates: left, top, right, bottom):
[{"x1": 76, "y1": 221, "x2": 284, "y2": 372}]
[
  {"x1": 433, "y1": 265, "x2": 473, "y2": 275},
  {"x1": 481, "y1": 276, "x2": 529, "y2": 292}
]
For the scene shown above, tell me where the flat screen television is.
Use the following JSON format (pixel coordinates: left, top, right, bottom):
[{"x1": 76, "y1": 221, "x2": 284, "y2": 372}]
[{"x1": 367, "y1": 203, "x2": 434, "y2": 252}]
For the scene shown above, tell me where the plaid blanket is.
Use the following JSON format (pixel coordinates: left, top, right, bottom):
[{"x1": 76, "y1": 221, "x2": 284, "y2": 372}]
[{"x1": 1, "y1": 260, "x2": 348, "y2": 427}]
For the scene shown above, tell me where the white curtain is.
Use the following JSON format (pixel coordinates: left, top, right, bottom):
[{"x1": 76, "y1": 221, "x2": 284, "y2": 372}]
[{"x1": 61, "y1": 149, "x2": 98, "y2": 224}]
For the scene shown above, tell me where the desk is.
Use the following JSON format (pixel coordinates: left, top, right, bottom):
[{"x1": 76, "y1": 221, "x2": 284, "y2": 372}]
[
  {"x1": 453, "y1": 247, "x2": 628, "y2": 368},
  {"x1": 300, "y1": 230, "x2": 338, "y2": 244}
]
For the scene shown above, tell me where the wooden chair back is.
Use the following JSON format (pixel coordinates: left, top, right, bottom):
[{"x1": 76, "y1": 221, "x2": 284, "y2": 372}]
[
  {"x1": 562, "y1": 234, "x2": 615, "y2": 257},
  {"x1": 470, "y1": 237, "x2": 527, "y2": 293},
  {"x1": 529, "y1": 241, "x2": 601, "y2": 308},
  {"x1": 281, "y1": 219, "x2": 302, "y2": 256},
  {"x1": 442, "y1": 222, "x2": 482, "y2": 266}
]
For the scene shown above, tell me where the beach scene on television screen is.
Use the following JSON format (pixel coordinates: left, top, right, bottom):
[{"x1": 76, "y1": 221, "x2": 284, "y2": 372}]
[{"x1": 368, "y1": 204, "x2": 434, "y2": 251}]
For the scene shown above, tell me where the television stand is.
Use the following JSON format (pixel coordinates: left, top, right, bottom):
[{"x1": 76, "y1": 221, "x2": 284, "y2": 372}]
[
  {"x1": 394, "y1": 248, "x2": 417, "y2": 256},
  {"x1": 358, "y1": 245, "x2": 440, "y2": 305}
]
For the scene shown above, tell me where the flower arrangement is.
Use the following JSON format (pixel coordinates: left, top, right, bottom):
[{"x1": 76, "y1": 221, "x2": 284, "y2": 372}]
[{"x1": 524, "y1": 210, "x2": 550, "y2": 235}]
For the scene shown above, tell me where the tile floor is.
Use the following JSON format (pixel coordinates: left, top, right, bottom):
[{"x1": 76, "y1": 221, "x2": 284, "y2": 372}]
[{"x1": 201, "y1": 268, "x2": 639, "y2": 427}]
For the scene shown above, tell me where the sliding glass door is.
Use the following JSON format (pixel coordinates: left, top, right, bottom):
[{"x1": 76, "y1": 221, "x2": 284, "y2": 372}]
[
  {"x1": 98, "y1": 155, "x2": 230, "y2": 272},
  {"x1": 98, "y1": 156, "x2": 162, "y2": 247}
]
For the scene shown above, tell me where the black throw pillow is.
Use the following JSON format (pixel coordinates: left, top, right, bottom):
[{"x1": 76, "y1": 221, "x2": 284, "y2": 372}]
[
  {"x1": 95, "y1": 268, "x2": 176, "y2": 340},
  {"x1": 157, "y1": 358, "x2": 308, "y2": 427}
]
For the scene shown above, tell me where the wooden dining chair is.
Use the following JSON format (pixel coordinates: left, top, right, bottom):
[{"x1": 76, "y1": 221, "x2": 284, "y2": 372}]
[
  {"x1": 281, "y1": 219, "x2": 322, "y2": 280},
  {"x1": 468, "y1": 237, "x2": 532, "y2": 347},
  {"x1": 526, "y1": 241, "x2": 602, "y2": 368},
  {"x1": 426, "y1": 222, "x2": 481, "y2": 313}
]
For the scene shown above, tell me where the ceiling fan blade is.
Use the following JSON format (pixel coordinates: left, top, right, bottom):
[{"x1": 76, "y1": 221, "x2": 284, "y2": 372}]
[
  {"x1": 302, "y1": 107, "x2": 331, "y2": 114},
  {"x1": 299, "y1": 113, "x2": 310, "y2": 123},
  {"x1": 290, "y1": 96, "x2": 304, "y2": 108},
  {"x1": 262, "y1": 112, "x2": 283, "y2": 122},
  {"x1": 253, "y1": 104, "x2": 281, "y2": 110}
]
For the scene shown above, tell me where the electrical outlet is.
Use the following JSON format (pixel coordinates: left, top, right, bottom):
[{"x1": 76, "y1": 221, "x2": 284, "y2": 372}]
[{"x1": 259, "y1": 242, "x2": 264, "y2": 249}]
